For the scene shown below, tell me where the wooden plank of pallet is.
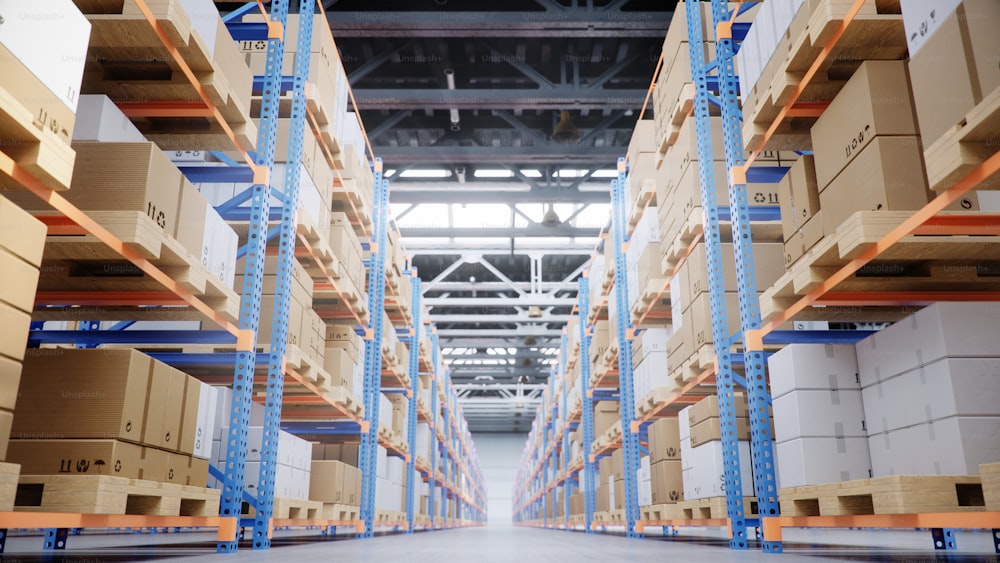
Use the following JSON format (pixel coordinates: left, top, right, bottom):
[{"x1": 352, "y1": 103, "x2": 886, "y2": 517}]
[
  {"x1": 778, "y1": 475, "x2": 986, "y2": 517},
  {"x1": 14, "y1": 475, "x2": 220, "y2": 516},
  {"x1": 0, "y1": 462, "x2": 20, "y2": 512},
  {"x1": 924, "y1": 86, "x2": 1000, "y2": 192},
  {"x1": 272, "y1": 497, "x2": 323, "y2": 520},
  {"x1": 677, "y1": 496, "x2": 759, "y2": 520},
  {"x1": 319, "y1": 503, "x2": 360, "y2": 521},
  {"x1": 981, "y1": 463, "x2": 1000, "y2": 511},
  {"x1": 0, "y1": 82, "x2": 76, "y2": 192}
]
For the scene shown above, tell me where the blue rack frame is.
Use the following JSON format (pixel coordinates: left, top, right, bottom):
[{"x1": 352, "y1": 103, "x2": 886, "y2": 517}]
[
  {"x1": 578, "y1": 276, "x2": 598, "y2": 532},
  {"x1": 404, "y1": 277, "x2": 422, "y2": 532}
]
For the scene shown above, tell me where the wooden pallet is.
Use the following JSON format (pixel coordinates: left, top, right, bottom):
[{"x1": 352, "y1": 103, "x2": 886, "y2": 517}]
[
  {"x1": 15, "y1": 474, "x2": 220, "y2": 516},
  {"x1": 78, "y1": 0, "x2": 256, "y2": 150},
  {"x1": 0, "y1": 462, "x2": 19, "y2": 512},
  {"x1": 640, "y1": 503, "x2": 684, "y2": 522},
  {"x1": 33, "y1": 211, "x2": 241, "y2": 322},
  {"x1": 0, "y1": 80, "x2": 76, "y2": 192},
  {"x1": 659, "y1": 208, "x2": 784, "y2": 274},
  {"x1": 657, "y1": 83, "x2": 697, "y2": 155},
  {"x1": 759, "y1": 211, "x2": 1000, "y2": 323},
  {"x1": 924, "y1": 86, "x2": 1000, "y2": 192},
  {"x1": 635, "y1": 386, "x2": 686, "y2": 419},
  {"x1": 981, "y1": 463, "x2": 1000, "y2": 512},
  {"x1": 677, "y1": 496, "x2": 758, "y2": 520},
  {"x1": 669, "y1": 344, "x2": 716, "y2": 386},
  {"x1": 741, "y1": 0, "x2": 906, "y2": 152},
  {"x1": 630, "y1": 278, "x2": 671, "y2": 325},
  {"x1": 273, "y1": 497, "x2": 323, "y2": 520},
  {"x1": 779, "y1": 475, "x2": 986, "y2": 517}
]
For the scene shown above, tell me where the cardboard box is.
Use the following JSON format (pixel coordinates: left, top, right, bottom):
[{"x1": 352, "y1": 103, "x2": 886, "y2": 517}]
[
  {"x1": 0, "y1": 247, "x2": 39, "y2": 315},
  {"x1": 0, "y1": 301, "x2": 31, "y2": 362},
  {"x1": 776, "y1": 436, "x2": 872, "y2": 488},
  {"x1": 819, "y1": 137, "x2": 930, "y2": 235},
  {"x1": 869, "y1": 416, "x2": 1000, "y2": 476},
  {"x1": 648, "y1": 418, "x2": 682, "y2": 463},
  {"x1": 767, "y1": 344, "x2": 860, "y2": 399},
  {"x1": 141, "y1": 361, "x2": 185, "y2": 451},
  {"x1": 175, "y1": 180, "x2": 238, "y2": 287},
  {"x1": 773, "y1": 389, "x2": 867, "y2": 442},
  {"x1": 689, "y1": 417, "x2": 752, "y2": 448},
  {"x1": 650, "y1": 459, "x2": 684, "y2": 504},
  {"x1": 0, "y1": 356, "x2": 20, "y2": 412},
  {"x1": 7, "y1": 439, "x2": 144, "y2": 478},
  {"x1": 783, "y1": 211, "x2": 825, "y2": 267},
  {"x1": 611, "y1": 449, "x2": 624, "y2": 482},
  {"x1": 683, "y1": 242, "x2": 785, "y2": 299},
  {"x1": 901, "y1": 0, "x2": 963, "y2": 56},
  {"x1": 73, "y1": 95, "x2": 145, "y2": 143},
  {"x1": 810, "y1": 61, "x2": 918, "y2": 190},
  {"x1": 688, "y1": 394, "x2": 749, "y2": 427},
  {"x1": 682, "y1": 440, "x2": 754, "y2": 500},
  {"x1": 0, "y1": 195, "x2": 47, "y2": 268},
  {"x1": 778, "y1": 155, "x2": 820, "y2": 240},
  {"x1": 908, "y1": 1, "x2": 1000, "y2": 148},
  {"x1": 862, "y1": 358, "x2": 1000, "y2": 435},
  {"x1": 688, "y1": 291, "x2": 741, "y2": 349},
  {"x1": 310, "y1": 460, "x2": 350, "y2": 502},
  {"x1": 855, "y1": 302, "x2": 1000, "y2": 385},
  {"x1": 593, "y1": 401, "x2": 620, "y2": 437},
  {"x1": 14, "y1": 349, "x2": 152, "y2": 443}
]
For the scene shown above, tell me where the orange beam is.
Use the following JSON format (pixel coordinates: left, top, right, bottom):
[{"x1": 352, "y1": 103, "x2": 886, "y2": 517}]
[
  {"x1": 817, "y1": 292, "x2": 1000, "y2": 307},
  {"x1": 762, "y1": 512, "x2": 1000, "y2": 543},
  {"x1": 784, "y1": 102, "x2": 829, "y2": 118},
  {"x1": 118, "y1": 101, "x2": 215, "y2": 118},
  {"x1": 915, "y1": 213, "x2": 1000, "y2": 235}
]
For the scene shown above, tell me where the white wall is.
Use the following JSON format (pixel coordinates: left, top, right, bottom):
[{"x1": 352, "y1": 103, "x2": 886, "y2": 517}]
[{"x1": 472, "y1": 432, "x2": 528, "y2": 526}]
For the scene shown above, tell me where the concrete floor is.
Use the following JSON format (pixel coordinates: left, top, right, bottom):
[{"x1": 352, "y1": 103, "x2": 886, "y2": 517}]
[{"x1": 3, "y1": 524, "x2": 999, "y2": 562}]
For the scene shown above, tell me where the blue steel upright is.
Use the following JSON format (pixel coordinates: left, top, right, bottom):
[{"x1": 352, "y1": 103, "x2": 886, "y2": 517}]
[
  {"x1": 560, "y1": 331, "x2": 571, "y2": 527},
  {"x1": 359, "y1": 166, "x2": 389, "y2": 538},
  {"x1": 578, "y1": 276, "x2": 597, "y2": 532},
  {"x1": 683, "y1": 0, "x2": 750, "y2": 550},
  {"x1": 251, "y1": 4, "x2": 313, "y2": 549},
  {"x1": 428, "y1": 340, "x2": 439, "y2": 528},
  {"x1": 217, "y1": 0, "x2": 288, "y2": 553},
  {"x1": 610, "y1": 165, "x2": 641, "y2": 538},
  {"x1": 405, "y1": 277, "x2": 422, "y2": 531},
  {"x1": 708, "y1": 0, "x2": 782, "y2": 551}
]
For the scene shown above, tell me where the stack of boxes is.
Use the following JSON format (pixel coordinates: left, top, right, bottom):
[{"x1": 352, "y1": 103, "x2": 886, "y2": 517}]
[
  {"x1": 625, "y1": 120, "x2": 659, "y2": 208},
  {"x1": 642, "y1": 418, "x2": 684, "y2": 506},
  {"x1": 0, "y1": 198, "x2": 46, "y2": 472},
  {"x1": 11, "y1": 349, "x2": 217, "y2": 488},
  {"x1": 769, "y1": 344, "x2": 872, "y2": 488},
  {"x1": 859, "y1": 302, "x2": 1000, "y2": 476},
  {"x1": 680, "y1": 396, "x2": 755, "y2": 500},
  {"x1": 625, "y1": 208, "x2": 664, "y2": 315},
  {"x1": 592, "y1": 400, "x2": 620, "y2": 445},
  {"x1": 323, "y1": 324, "x2": 365, "y2": 394},
  {"x1": 310, "y1": 443, "x2": 362, "y2": 507},
  {"x1": 631, "y1": 327, "x2": 672, "y2": 410}
]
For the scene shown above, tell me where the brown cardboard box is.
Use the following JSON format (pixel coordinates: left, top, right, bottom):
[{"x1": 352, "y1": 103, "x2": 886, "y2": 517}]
[
  {"x1": 178, "y1": 374, "x2": 200, "y2": 456},
  {"x1": 0, "y1": 43, "x2": 77, "y2": 149},
  {"x1": 170, "y1": 453, "x2": 209, "y2": 487},
  {"x1": 14, "y1": 349, "x2": 152, "y2": 443},
  {"x1": 389, "y1": 394, "x2": 408, "y2": 435},
  {"x1": 688, "y1": 394, "x2": 748, "y2": 427},
  {"x1": 0, "y1": 196, "x2": 46, "y2": 267},
  {"x1": 0, "y1": 409, "x2": 10, "y2": 460},
  {"x1": 649, "y1": 418, "x2": 681, "y2": 463},
  {"x1": 784, "y1": 211, "x2": 825, "y2": 267},
  {"x1": 234, "y1": 255, "x2": 314, "y2": 298},
  {"x1": 258, "y1": 294, "x2": 307, "y2": 348},
  {"x1": 611, "y1": 449, "x2": 624, "y2": 482},
  {"x1": 310, "y1": 460, "x2": 348, "y2": 502},
  {"x1": 593, "y1": 401, "x2": 620, "y2": 437},
  {"x1": 819, "y1": 137, "x2": 930, "y2": 235},
  {"x1": 909, "y1": 2, "x2": 1000, "y2": 148},
  {"x1": 689, "y1": 291, "x2": 741, "y2": 349},
  {"x1": 650, "y1": 459, "x2": 684, "y2": 504},
  {"x1": 45, "y1": 143, "x2": 182, "y2": 233},
  {"x1": 778, "y1": 155, "x2": 820, "y2": 240},
  {"x1": 323, "y1": 347, "x2": 355, "y2": 389},
  {"x1": 7, "y1": 439, "x2": 144, "y2": 478},
  {"x1": 0, "y1": 247, "x2": 39, "y2": 314},
  {"x1": 140, "y1": 446, "x2": 170, "y2": 483},
  {"x1": 598, "y1": 456, "x2": 613, "y2": 482},
  {"x1": 0, "y1": 356, "x2": 20, "y2": 411},
  {"x1": 329, "y1": 213, "x2": 366, "y2": 287},
  {"x1": 689, "y1": 417, "x2": 752, "y2": 448},
  {"x1": 324, "y1": 324, "x2": 362, "y2": 362},
  {"x1": 143, "y1": 361, "x2": 185, "y2": 451},
  {"x1": 810, "y1": 61, "x2": 918, "y2": 190},
  {"x1": 0, "y1": 302, "x2": 30, "y2": 362},
  {"x1": 684, "y1": 243, "x2": 784, "y2": 300},
  {"x1": 596, "y1": 482, "x2": 610, "y2": 512},
  {"x1": 348, "y1": 464, "x2": 362, "y2": 505}
]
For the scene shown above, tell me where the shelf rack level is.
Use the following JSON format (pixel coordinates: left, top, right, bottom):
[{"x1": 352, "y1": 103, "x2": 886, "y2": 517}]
[
  {"x1": 579, "y1": 275, "x2": 598, "y2": 532},
  {"x1": 217, "y1": 0, "x2": 289, "y2": 554},
  {"x1": 684, "y1": 0, "x2": 759, "y2": 551},
  {"x1": 611, "y1": 161, "x2": 641, "y2": 538},
  {"x1": 359, "y1": 162, "x2": 389, "y2": 538},
  {"x1": 405, "y1": 277, "x2": 422, "y2": 532}
]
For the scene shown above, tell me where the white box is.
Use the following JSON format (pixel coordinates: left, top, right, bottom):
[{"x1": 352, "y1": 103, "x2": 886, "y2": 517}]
[
  {"x1": 901, "y1": 0, "x2": 962, "y2": 56},
  {"x1": 678, "y1": 406, "x2": 692, "y2": 440},
  {"x1": 773, "y1": 389, "x2": 867, "y2": 442},
  {"x1": 377, "y1": 445, "x2": 388, "y2": 480},
  {"x1": 776, "y1": 436, "x2": 872, "y2": 488},
  {"x1": 179, "y1": 0, "x2": 221, "y2": 58},
  {"x1": 379, "y1": 393, "x2": 393, "y2": 430},
  {"x1": 767, "y1": 344, "x2": 860, "y2": 398},
  {"x1": 375, "y1": 477, "x2": 392, "y2": 510},
  {"x1": 73, "y1": 95, "x2": 146, "y2": 143},
  {"x1": 194, "y1": 382, "x2": 218, "y2": 460},
  {"x1": 638, "y1": 476, "x2": 653, "y2": 507},
  {"x1": 863, "y1": 357, "x2": 1000, "y2": 434},
  {"x1": 205, "y1": 207, "x2": 238, "y2": 288},
  {"x1": 869, "y1": 416, "x2": 1000, "y2": 476},
  {"x1": 0, "y1": 0, "x2": 91, "y2": 111},
  {"x1": 856, "y1": 302, "x2": 1000, "y2": 385},
  {"x1": 387, "y1": 456, "x2": 405, "y2": 484},
  {"x1": 608, "y1": 475, "x2": 615, "y2": 510},
  {"x1": 639, "y1": 455, "x2": 651, "y2": 482},
  {"x1": 682, "y1": 441, "x2": 753, "y2": 501}
]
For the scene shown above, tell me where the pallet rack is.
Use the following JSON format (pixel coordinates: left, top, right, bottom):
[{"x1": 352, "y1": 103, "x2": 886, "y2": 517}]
[
  {"x1": 515, "y1": 0, "x2": 1000, "y2": 554},
  {"x1": 0, "y1": 0, "x2": 484, "y2": 554}
]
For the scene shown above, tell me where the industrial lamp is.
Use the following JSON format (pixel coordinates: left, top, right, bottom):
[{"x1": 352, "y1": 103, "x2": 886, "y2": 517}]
[
  {"x1": 541, "y1": 204, "x2": 561, "y2": 228},
  {"x1": 527, "y1": 306, "x2": 543, "y2": 318},
  {"x1": 551, "y1": 111, "x2": 580, "y2": 144}
]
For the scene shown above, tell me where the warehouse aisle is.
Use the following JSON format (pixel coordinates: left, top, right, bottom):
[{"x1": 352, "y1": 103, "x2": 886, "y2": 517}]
[{"x1": 6, "y1": 525, "x2": 997, "y2": 562}]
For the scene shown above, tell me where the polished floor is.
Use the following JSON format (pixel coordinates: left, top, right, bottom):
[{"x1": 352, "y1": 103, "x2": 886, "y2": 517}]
[{"x1": 3, "y1": 524, "x2": 998, "y2": 562}]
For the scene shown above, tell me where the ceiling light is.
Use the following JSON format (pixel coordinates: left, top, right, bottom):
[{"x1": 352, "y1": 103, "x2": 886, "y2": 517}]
[
  {"x1": 552, "y1": 111, "x2": 580, "y2": 144},
  {"x1": 541, "y1": 204, "x2": 561, "y2": 228},
  {"x1": 399, "y1": 169, "x2": 452, "y2": 179},
  {"x1": 591, "y1": 169, "x2": 620, "y2": 178},
  {"x1": 519, "y1": 169, "x2": 543, "y2": 178},
  {"x1": 473, "y1": 169, "x2": 515, "y2": 178}
]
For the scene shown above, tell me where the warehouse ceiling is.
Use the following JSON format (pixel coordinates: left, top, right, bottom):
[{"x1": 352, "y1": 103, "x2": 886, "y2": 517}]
[{"x1": 222, "y1": 0, "x2": 673, "y2": 431}]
